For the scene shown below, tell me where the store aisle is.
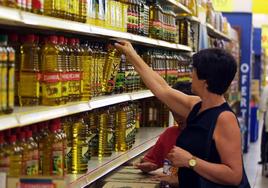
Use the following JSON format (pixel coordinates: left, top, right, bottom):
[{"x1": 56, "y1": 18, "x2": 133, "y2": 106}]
[{"x1": 243, "y1": 125, "x2": 268, "y2": 188}]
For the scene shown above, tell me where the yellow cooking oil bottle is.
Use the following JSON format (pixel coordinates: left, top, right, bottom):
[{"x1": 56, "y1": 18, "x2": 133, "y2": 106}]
[
  {"x1": 0, "y1": 132, "x2": 7, "y2": 173},
  {"x1": 19, "y1": 34, "x2": 41, "y2": 106},
  {"x1": 91, "y1": 43, "x2": 99, "y2": 97},
  {"x1": 0, "y1": 35, "x2": 8, "y2": 114},
  {"x1": 98, "y1": 109, "x2": 107, "y2": 158},
  {"x1": 80, "y1": 41, "x2": 93, "y2": 101},
  {"x1": 23, "y1": 130, "x2": 39, "y2": 175},
  {"x1": 43, "y1": 119, "x2": 65, "y2": 176},
  {"x1": 98, "y1": 44, "x2": 107, "y2": 95},
  {"x1": 79, "y1": 0, "x2": 87, "y2": 22},
  {"x1": 68, "y1": 38, "x2": 81, "y2": 101},
  {"x1": 8, "y1": 34, "x2": 20, "y2": 107},
  {"x1": 41, "y1": 35, "x2": 62, "y2": 106},
  {"x1": 58, "y1": 36, "x2": 68, "y2": 104},
  {"x1": 57, "y1": 119, "x2": 67, "y2": 174},
  {"x1": 38, "y1": 122, "x2": 50, "y2": 175},
  {"x1": 8, "y1": 135, "x2": 23, "y2": 177},
  {"x1": 6, "y1": 37, "x2": 15, "y2": 114},
  {"x1": 62, "y1": 116, "x2": 72, "y2": 173},
  {"x1": 115, "y1": 104, "x2": 127, "y2": 152},
  {"x1": 44, "y1": 0, "x2": 56, "y2": 17},
  {"x1": 105, "y1": 107, "x2": 115, "y2": 156},
  {"x1": 103, "y1": 45, "x2": 121, "y2": 94},
  {"x1": 71, "y1": 116, "x2": 88, "y2": 174}
]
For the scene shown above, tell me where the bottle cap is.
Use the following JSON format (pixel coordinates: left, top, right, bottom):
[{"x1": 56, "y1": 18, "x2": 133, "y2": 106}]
[
  {"x1": 49, "y1": 35, "x2": 58, "y2": 44},
  {"x1": 26, "y1": 131, "x2": 32, "y2": 138},
  {"x1": 9, "y1": 135, "x2": 16, "y2": 143},
  {"x1": 0, "y1": 132, "x2": 4, "y2": 143},
  {"x1": 8, "y1": 34, "x2": 19, "y2": 42},
  {"x1": 0, "y1": 35, "x2": 8, "y2": 44},
  {"x1": 18, "y1": 132, "x2": 26, "y2": 140},
  {"x1": 68, "y1": 38, "x2": 76, "y2": 46},
  {"x1": 58, "y1": 36, "x2": 65, "y2": 45},
  {"x1": 75, "y1": 38, "x2": 80, "y2": 44},
  {"x1": 25, "y1": 34, "x2": 35, "y2": 43},
  {"x1": 50, "y1": 119, "x2": 61, "y2": 132}
]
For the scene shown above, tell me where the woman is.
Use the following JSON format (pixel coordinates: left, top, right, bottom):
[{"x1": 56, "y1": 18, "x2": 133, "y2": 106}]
[{"x1": 115, "y1": 41, "x2": 247, "y2": 187}]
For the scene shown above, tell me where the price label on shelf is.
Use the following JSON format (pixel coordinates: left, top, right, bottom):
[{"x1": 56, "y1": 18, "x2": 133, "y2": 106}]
[{"x1": 0, "y1": 172, "x2": 6, "y2": 188}]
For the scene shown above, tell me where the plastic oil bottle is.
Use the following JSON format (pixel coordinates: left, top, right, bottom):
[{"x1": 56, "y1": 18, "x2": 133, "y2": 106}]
[
  {"x1": 43, "y1": 119, "x2": 64, "y2": 176},
  {"x1": 71, "y1": 116, "x2": 88, "y2": 174},
  {"x1": 0, "y1": 35, "x2": 8, "y2": 114},
  {"x1": 115, "y1": 104, "x2": 127, "y2": 152},
  {"x1": 105, "y1": 107, "x2": 115, "y2": 156},
  {"x1": 6, "y1": 38, "x2": 15, "y2": 114},
  {"x1": 80, "y1": 41, "x2": 93, "y2": 101},
  {"x1": 44, "y1": 0, "x2": 57, "y2": 17},
  {"x1": 0, "y1": 132, "x2": 8, "y2": 173},
  {"x1": 41, "y1": 35, "x2": 62, "y2": 106},
  {"x1": 98, "y1": 109, "x2": 107, "y2": 158},
  {"x1": 19, "y1": 34, "x2": 41, "y2": 106},
  {"x1": 68, "y1": 38, "x2": 81, "y2": 101},
  {"x1": 24, "y1": 130, "x2": 39, "y2": 175},
  {"x1": 8, "y1": 34, "x2": 20, "y2": 106},
  {"x1": 8, "y1": 135, "x2": 23, "y2": 177},
  {"x1": 38, "y1": 122, "x2": 50, "y2": 175},
  {"x1": 79, "y1": 0, "x2": 87, "y2": 22},
  {"x1": 58, "y1": 36, "x2": 68, "y2": 104}
]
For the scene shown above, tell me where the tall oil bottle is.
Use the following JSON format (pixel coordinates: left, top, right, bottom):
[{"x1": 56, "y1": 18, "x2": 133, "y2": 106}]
[
  {"x1": 80, "y1": 41, "x2": 93, "y2": 101},
  {"x1": 8, "y1": 135, "x2": 23, "y2": 177},
  {"x1": 71, "y1": 116, "x2": 88, "y2": 174},
  {"x1": 0, "y1": 35, "x2": 8, "y2": 114},
  {"x1": 98, "y1": 109, "x2": 107, "y2": 158},
  {"x1": 19, "y1": 34, "x2": 41, "y2": 106},
  {"x1": 115, "y1": 104, "x2": 127, "y2": 152},
  {"x1": 23, "y1": 130, "x2": 39, "y2": 175},
  {"x1": 6, "y1": 37, "x2": 15, "y2": 113},
  {"x1": 38, "y1": 122, "x2": 50, "y2": 175},
  {"x1": 8, "y1": 34, "x2": 20, "y2": 106},
  {"x1": 68, "y1": 38, "x2": 81, "y2": 101},
  {"x1": 58, "y1": 36, "x2": 68, "y2": 104},
  {"x1": 41, "y1": 35, "x2": 62, "y2": 106}
]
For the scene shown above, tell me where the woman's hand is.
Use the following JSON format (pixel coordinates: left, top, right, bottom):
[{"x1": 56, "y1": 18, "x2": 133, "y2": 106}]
[
  {"x1": 152, "y1": 173, "x2": 179, "y2": 187},
  {"x1": 114, "y1": 40, "x2": 138, "y2": 59},
  {"x1": 134, "y1": 160, "x2": 158, "y2": 173},
  {"x1": 167, "y1": 146, "x2": 192, "y2": 168}
]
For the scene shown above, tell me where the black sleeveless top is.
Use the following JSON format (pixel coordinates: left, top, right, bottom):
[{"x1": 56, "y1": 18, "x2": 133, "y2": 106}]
[{"x1": 176, "y1": 101, "x2": 232, "y2": 188}]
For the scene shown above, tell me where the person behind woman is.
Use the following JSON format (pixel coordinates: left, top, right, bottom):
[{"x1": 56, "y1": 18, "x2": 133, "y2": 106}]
[{"x1": 114, "y1": 41, "x2": 248, "y2": 187}]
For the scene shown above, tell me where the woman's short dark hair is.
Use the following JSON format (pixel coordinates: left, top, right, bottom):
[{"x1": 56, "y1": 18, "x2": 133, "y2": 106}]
[{"x1": 192, "y1": 48, "x2": 237, "y2": 95}]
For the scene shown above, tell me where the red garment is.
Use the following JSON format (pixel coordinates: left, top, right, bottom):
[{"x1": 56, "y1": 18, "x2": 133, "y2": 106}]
[{"x1": 144, "y1": 126, "x2": 181, "y2": 167}]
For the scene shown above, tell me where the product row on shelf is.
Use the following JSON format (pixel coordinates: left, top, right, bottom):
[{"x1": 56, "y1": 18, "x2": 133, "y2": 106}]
[
  {"x1": 0, "y1": 32, "x2": 192, "y2": 116},
  {"x1": 0, "y1": 0, "x2": 233, "y2": 44},
  {"x1": 0, "y1": 97, "x2": 169, "y2": 179}
]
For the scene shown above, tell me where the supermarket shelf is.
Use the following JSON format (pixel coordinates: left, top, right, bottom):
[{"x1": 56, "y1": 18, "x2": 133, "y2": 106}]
[
  {"x1": 0, "y1": 6, "x2": 192, "y2": 52},
  {"x1": 164, "y1": 0, "x2": 192, "y2": 15},
  {"x1": 206, "y1": 23, "x2": 232, "y2": 42},
  {"x1": 68, "y1": 127, "x2": 164, "y2": 188},
  {"x1": 0, "y1": 114, "x2": 18, "y2": 131},
  {"x1": 0, "y1": 90, "x2": 154, "y2": 130},
  {"x1": 7, "y1": 127, "x2": 163, "y2": 188},
  {"x1": 187, "y1": 16, "x2": 201, "y2": 23}
]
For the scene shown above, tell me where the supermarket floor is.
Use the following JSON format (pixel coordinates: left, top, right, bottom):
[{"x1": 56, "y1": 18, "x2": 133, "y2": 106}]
[{"x1": 243, "y1": 124, "x2": 268, "y2": 188}]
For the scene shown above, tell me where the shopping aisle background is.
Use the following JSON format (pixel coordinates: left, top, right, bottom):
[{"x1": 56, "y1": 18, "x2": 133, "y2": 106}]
[{"x1": 244, "y1": 124, "x2": 268, "y2": 188}]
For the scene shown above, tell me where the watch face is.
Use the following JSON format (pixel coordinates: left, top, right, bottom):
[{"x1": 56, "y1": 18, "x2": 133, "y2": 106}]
[{"x1": 189, "y1": 159, "x2": 197, "y2": 167}]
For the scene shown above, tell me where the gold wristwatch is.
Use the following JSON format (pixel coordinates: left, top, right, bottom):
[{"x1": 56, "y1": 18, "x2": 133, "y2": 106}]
[{"x1": 189, "y1": 156, "x2": 197, "y2": 169}]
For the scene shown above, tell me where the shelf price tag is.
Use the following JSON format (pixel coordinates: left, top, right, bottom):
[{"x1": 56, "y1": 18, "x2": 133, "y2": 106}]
[{"x1": 0, "y1": 172, "x2": 6, "y2": 188}]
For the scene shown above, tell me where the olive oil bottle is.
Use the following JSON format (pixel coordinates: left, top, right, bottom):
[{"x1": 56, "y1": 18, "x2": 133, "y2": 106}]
[
  {"x1": 41, "y1": 36, "x2": 62, "y2": 106},
  {"x1": 19, "y1": 34, "x2": 41, "y2": 106},
  {"x1": 0, "y1": 35, "x2": 8, "y2": 114},
  {"x1": 8, "y1": 135, "x2": 23, "y2": 177}
]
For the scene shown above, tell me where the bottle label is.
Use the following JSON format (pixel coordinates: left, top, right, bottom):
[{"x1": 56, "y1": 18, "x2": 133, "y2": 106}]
[
  {"x1": 8, "y1": 66, "x2": 15, "y2": 109},
  {"x1": 60, "y1": 73, "x2": 69, "y2": 98},
  {"x1": 42, "y1": 73, "x2": 61, "y2": 99},
  {"x1": 19, "y1": 72, "x2": 40, "y2": 98},
  {"x1": 68, "y1": 72, "x2": 81, "y2": 95},
  {"x1": 1, "y1": 63, "x2": 7, "y2": 110},
  {"x1": 52, "y1": 142, "x2": 64, "y2": 176}
]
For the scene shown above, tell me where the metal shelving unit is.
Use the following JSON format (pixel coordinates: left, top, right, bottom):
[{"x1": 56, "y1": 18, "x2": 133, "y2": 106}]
[{"x1": 0, "y1": 90, "x2": 154, "y2": 131}]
